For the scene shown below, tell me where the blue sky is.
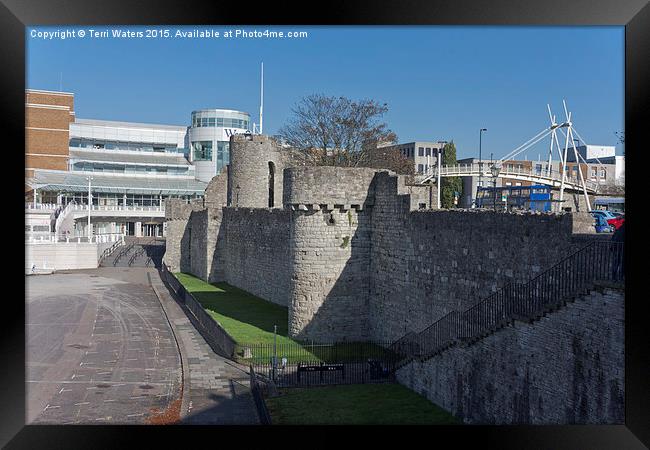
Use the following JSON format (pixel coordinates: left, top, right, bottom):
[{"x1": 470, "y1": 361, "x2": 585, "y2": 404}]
[{"x1": 27, "y1": 26, "x2": 624, "y2": 160}]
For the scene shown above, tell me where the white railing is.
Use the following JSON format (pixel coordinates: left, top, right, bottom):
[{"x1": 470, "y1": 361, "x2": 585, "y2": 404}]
[
  {"x1": 26, "y1": 232, "x2": 125, "y2": 244},
  {"x1": 54, "y1": 203, "x2": 74, "y2": 240},
  {"x1": 25, "y1": 202, "x2": 58, "y2": 210},
  {"x1": 420, "y1": 163, "x2": 599, "y2": 192},
  {"x1": 68, "y1": 204, "x2": 165, "y2": 212}
]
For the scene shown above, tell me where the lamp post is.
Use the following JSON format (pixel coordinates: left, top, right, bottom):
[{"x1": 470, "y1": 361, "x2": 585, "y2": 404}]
[
  {"x1": 86, "y1": 176, "x2": 93, "y2": 239},
  {"x1": 490, "y1": 164, "x2": 501, "y2": 212},
  {"x1": 437, "y1": 145, "x2": 442, "y2": 209},
  {"x1": 477, "y1": 128, "x2": 487, "y2": 207}
]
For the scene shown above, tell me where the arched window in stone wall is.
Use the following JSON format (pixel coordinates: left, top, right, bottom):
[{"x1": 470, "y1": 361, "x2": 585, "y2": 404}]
[{"x1": 268, "y1": 161, "x2": 275, "y2": 208}]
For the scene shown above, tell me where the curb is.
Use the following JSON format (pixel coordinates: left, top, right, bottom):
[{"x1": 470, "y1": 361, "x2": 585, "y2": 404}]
[{"x1": 147, "y1": 270, "x2": 190, "y2": 423}]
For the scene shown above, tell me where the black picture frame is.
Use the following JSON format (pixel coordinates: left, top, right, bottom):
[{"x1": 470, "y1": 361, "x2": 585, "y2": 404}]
[{"x1": 4, "y1": 0, "x2": 648, "y2": 448}]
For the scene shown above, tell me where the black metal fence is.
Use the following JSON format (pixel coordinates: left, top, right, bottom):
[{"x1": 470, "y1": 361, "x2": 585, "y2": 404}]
[
  {"x1": 392, "y1": 241, "x2": 625, "y2": 363},
  {"x1": 249, "y1": 366, "x2": 272, "y2": 425},
  {"x1": 159, "y1": 263, "x2": 238, "y2": 359},
  {"x1": 246, "y1": 341, "x2": 398, "y2": 387}
]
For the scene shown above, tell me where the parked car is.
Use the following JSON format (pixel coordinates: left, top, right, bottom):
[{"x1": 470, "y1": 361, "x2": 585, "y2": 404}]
[
  {"x1": 591, "y1": 210, "x2": 618, "y2": 221},
  {"x1": 607, "y1": 216, "x2": 625, "y2": 230},
  {"x1": 592, "y1": 213, "x2": 614, "y2": 233}
]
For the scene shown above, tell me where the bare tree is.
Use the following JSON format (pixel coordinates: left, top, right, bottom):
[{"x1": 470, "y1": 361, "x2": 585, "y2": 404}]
[
  {"x1": 362, "y1": 146, "x2": 414, "y2": 175},
  {"x1": 278, "y1": 94, "x2": 397, "y2": 167}
]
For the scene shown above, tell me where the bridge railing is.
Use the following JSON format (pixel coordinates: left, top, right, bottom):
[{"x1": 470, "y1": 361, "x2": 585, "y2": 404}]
[{"x1": 423, "y1": 164, "x2": 599, "y2": 191}]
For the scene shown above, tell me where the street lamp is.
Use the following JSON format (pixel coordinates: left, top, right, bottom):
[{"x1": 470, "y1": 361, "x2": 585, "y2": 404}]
[
  {"x1": 490, "y1": 164, "x2": 501, "y2": 212},
  {"x1": 476, "y1": 128, "x2": 488, "y2": 207},
  {"x1": 86, "y1": 176, "x2": 93, "y2": 239}
]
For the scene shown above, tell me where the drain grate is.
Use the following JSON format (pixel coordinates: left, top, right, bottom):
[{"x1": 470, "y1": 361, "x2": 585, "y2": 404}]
[
  {"x1": 139, "y1": 384, "x2": 154, "y2": 390},
  {"x1": 96, "y1": 383, "x2": 111, "y2": 388},
  {"x1": 67, "y1": 344, "x2": 90, "y2": 349}
]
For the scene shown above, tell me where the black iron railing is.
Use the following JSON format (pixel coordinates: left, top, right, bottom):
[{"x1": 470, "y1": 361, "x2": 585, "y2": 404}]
[
  {"x1": 249, "y1": 366, "x2": 272, "y2": 425},
  {"x1": 159, "y1": 264, "x2": 238, "y2": 359},
  {"x1": 246, "y1": 341, "x2": 397, "y2": 387},
  {"x1": 393, "y1": 241, "x2": 624, "y2": 364},
  {"x1": 112, "y1": 240, "x2": 136, "y2": 266}
]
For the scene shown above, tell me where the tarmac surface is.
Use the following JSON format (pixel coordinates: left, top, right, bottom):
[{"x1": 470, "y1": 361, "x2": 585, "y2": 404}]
[{"x1": 25, "y1": 267, "x2": 182, "y2": 424}]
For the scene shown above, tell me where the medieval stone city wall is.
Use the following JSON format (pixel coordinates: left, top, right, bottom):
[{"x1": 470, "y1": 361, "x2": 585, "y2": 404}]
[
  {"x1": 162, "y1": 134, "x2": 623, "y2": 424},
  {"x1": 163, "y1": 197, "x2": 205, "y2": 273},
  {"x1": 229, "y1": 134, "x2": 302, "y2": 208},
  {"x1": 396, "y1": 285, "x2": 624, "y2": 424},
  {"x1": 284, "y1": 167, "x2": 379, "y2": 341},
  {"x1": 368, "y1": 171, "x2": 589, "y2": 342},
  {"x1": 221, "y1": 207, "x2": 292, "y2": 306}
]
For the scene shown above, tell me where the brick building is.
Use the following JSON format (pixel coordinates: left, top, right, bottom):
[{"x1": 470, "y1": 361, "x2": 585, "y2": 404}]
[{"x1": 25, "y1": 89, "x2": 75, "y2": 199}]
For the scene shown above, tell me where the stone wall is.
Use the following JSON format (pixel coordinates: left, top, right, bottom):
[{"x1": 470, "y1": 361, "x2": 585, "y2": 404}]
[
  {"x1": 229, "y1": 134, "x2": 299, "y2": 208},
  {"x1": 163, "y1": 134, "x2": 623, "y2": 424},
  {"x1": 289, "y1": 206, "x2": 372, "y2": 341},
  {"x1": 396, "y1": 285, "x2": 624, "y2": 424},
  {"x1": 163, "y1": 198, "x2": 204, "y2": 273},
  {"x1": 284, "y1": 166, "x2": 380, "y2": 341},
  {"x1": 368, "y1": 172, "x2": 589, "y2": 342},
  {"x1": 222, "y1": 208, "x2": 291, "y2": 306},
  {"x1": 283, "y1": 166, "x2": 379, "y2": 208}
]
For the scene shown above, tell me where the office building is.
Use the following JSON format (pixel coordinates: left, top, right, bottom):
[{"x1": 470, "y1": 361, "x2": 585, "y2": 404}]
[
  {"x1": 379, "y1": 141, "x2": 447, "y2": 175},
  {"x1": 25, "y1": 89, "x2": 252, "y2": 237}
]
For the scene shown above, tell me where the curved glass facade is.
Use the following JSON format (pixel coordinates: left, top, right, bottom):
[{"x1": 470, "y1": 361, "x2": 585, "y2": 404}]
[
  {"x1": 189, "y1": 109, "x2": 251, "y2": 181},
  {"x1": 191, "y1": 110, "x2": 250, "y2": 130}
]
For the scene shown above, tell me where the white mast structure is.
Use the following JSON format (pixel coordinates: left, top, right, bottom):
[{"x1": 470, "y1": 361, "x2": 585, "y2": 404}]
[
  {"x1": 420, "y1": 101, "x2": 593, "y2": 212},
  {"x1": 492, "y1": 100, "x2": 591, "y2": 212},
  {"x1": 252, "y1": 62, "x2": 264, "y2": 134},
  {"x1": 259, "y1": 62, "x2": 264, "y2": 135},
  {"x1": 548, "y1": 100, "x2": 591, "y2": 212}
]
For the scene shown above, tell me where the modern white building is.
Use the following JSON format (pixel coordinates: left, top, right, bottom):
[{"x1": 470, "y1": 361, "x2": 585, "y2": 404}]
[
  {"x1": 564, "y1": 144, "x2": 616, "y2": 163},
  {"x1": 188, "y1": 109, "x2": 251, "y2": 182}
]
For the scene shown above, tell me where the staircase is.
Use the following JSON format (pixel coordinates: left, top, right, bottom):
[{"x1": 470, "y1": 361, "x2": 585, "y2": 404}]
[
  {"x1": 389, "y1": 240, "x2": 624, "y2": 369},
  {"x1": 101, "y1": 237, "x2": 166, "y2": 268}
]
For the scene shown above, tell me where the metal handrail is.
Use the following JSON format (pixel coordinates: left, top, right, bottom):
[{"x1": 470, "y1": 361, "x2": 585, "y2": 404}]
[
  {"x1": 420, "y1": 163, "x2": 600, "y2": 192},
  {"x1": 391, "y1": 240, "x2": 624, "y2": 364},
  {"x1": 100, "y1": 235, "x2": 125, "y2": 262},
  {"x1": 112, "y1": 240, "x2": 137, "y2": 266}
]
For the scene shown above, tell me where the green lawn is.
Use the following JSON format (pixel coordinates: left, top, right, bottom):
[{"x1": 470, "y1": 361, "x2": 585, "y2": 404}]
[
  {"x1": 265, "y1": 384, "x2": 461, "y2": 425},
  {"x1": 174, "y1": 272, "x2": 398, "y2": 364},
  {"x1": 175, "y1": 272, "x2": 293, "y2": 345}
]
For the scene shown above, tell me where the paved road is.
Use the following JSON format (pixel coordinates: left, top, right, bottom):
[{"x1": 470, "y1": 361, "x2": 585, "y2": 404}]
[{"x1": 26, "y1": 268, "x2": 182, "y2": 424}]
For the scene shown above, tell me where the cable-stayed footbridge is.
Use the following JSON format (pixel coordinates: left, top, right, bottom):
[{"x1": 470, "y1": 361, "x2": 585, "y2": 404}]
[{"x1": 420, "y1": 101, "x2": 608, "y2": 211}]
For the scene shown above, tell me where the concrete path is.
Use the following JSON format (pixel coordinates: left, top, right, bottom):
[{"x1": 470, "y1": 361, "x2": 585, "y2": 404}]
[
  {"x1": 25, "y1": 268, "x2": 182, "y2": 424},
  {"x1": 149, "y1": 271, "x2": 260, "y2": 425}
]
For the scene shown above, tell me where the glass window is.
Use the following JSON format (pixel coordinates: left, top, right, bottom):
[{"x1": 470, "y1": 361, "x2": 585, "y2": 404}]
[
  {"x1": 192, "y1": 141, "x2": 213, "y2": 161},
  {"x1": 208, "y1": 118, "x2": 215, "y2": 126},
  {"x1": 425, "y1": 148, "x2": 431, "y2": 156},
  {"x1": 600, "y1": 169, "x2": 606, "y2": 179},
  {"x1": 418, "y1": 147, "x2": 424, "y2": 156},
  {"x1": 216, "y1": 118, "x2": 224, "y2": 127}
]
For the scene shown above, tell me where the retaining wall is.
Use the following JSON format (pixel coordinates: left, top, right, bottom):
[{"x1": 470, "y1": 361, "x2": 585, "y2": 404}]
[{"x1": 396, "y1": 285, "x2": 625, "y2": 424}]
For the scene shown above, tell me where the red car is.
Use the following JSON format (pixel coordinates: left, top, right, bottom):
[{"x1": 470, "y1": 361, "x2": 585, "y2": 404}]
[{"x1": 607, "y1": 216, "x2": 625, "y2": 230}]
